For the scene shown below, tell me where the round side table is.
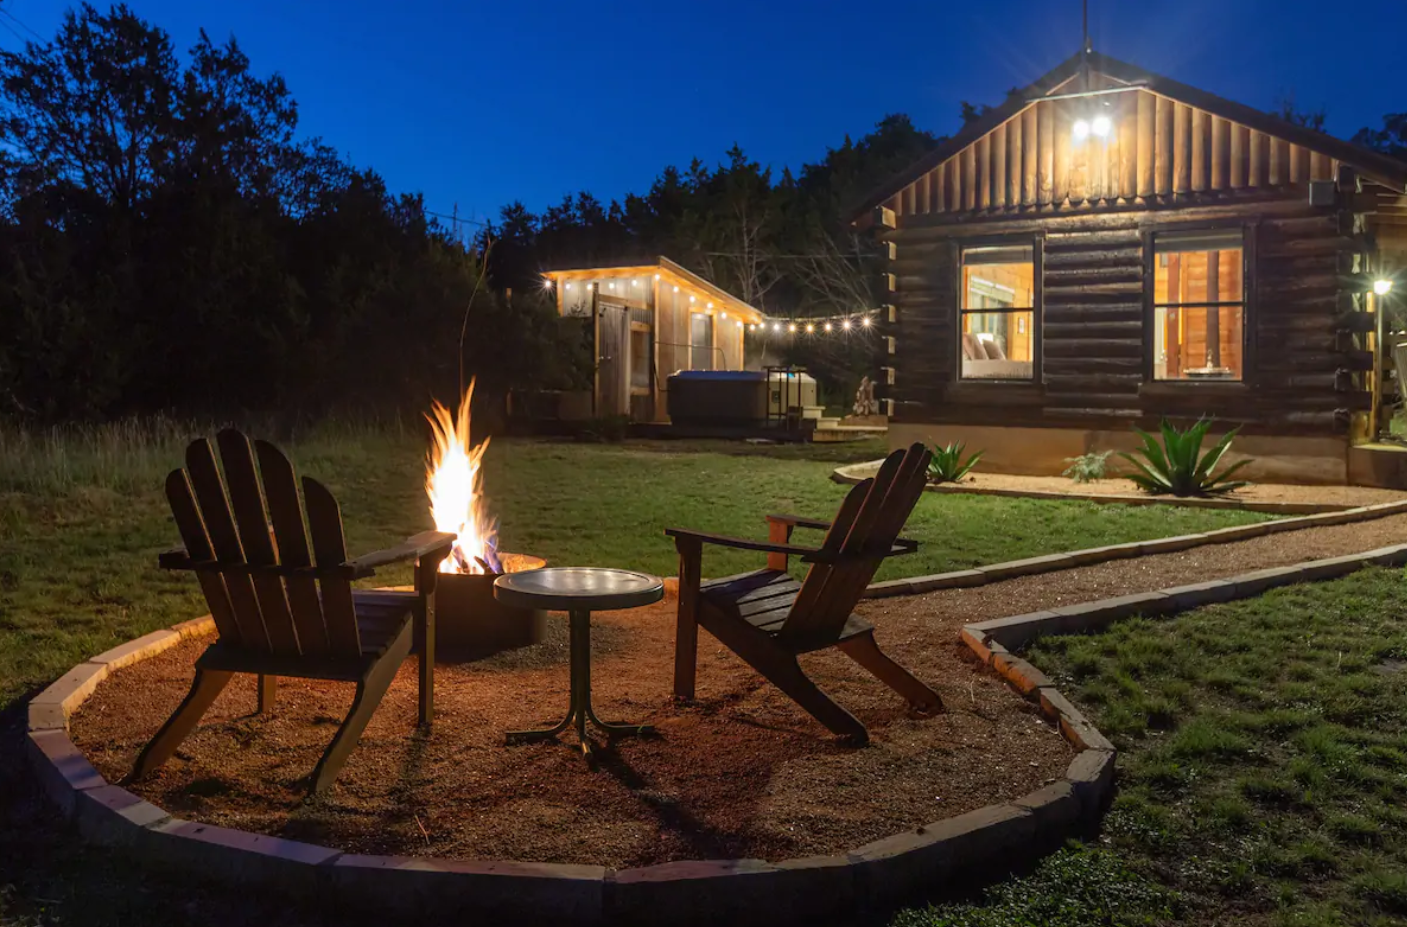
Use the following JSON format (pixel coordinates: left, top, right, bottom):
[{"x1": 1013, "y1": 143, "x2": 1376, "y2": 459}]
[{"x1": 494, "y1": 567, "x2": 664, "y2": 756}]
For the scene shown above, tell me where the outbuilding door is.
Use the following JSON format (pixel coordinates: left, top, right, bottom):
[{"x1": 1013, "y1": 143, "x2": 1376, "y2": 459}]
[{"x1": 596, "y1": 303, "x2": 629, "y2": 417}]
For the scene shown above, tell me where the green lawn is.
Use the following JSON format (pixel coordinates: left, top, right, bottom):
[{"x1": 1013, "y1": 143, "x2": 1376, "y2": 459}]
[
  {"x1": 0, "y1": 426, "x2": 1272, "y2": 712},
  {"x1": 898, "y1": 568, "x2": 1407, "y2": 927}
]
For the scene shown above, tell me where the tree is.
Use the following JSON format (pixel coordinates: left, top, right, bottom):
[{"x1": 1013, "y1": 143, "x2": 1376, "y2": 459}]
[{"x1": 1354, "y1": 113, "x2": 1407, "y2": 160}]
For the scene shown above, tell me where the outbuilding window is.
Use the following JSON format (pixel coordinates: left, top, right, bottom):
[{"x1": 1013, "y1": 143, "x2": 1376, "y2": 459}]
[
  {"x1": 960, "y1": 244, "x2": 1036, "y2": 380},
  {"x1": 1152, "y1": 229, "x2": 1245, "y2": 381},
  {"x1": 690, "y1": 312, "x2": 714, "y2": 371}
]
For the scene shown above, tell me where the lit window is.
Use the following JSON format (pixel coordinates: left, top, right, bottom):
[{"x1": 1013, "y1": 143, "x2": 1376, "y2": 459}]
[
  {"x1": 1152, "y1": 230, "x2": 1245, "y2": 381},
  {"x1": 690, "y1": 312, "x2": 714, "y2": 371},
  {"x1": 960, "y1": 244, "x2": 1036, "y2": 380},
  {"x1": 630, "y1": 328, "x2": 651, "y2": 389}
]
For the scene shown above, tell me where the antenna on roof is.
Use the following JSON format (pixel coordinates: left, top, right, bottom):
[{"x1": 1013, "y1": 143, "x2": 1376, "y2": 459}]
[
  {"x1": 1082, "y1": 0, "x2": 1090, "y2": 53},
  {"x1": 1080, "y1": 0, "x2": 1092, "y2": 90}
]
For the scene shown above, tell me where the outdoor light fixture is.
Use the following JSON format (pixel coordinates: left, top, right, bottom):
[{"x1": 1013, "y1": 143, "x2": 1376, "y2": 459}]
[
  {"x1": 1091, "y1": 115, "x2": 1112, "y2": 138},
  {"x1": 842, "y1": 319, "x2": 852, "y2": 331},
  {"x1": 861, "y1": 317, "x2": 872, "y2": 327},
  {"x1": 1073, "y1": 119, "x2": 1090, "y2": 141},
  {"x1": 672, "y1": 285, "x2": 679, "y2": 292},
  {"x1": 720, "y1": 311, "x2": 726, "y2": 319},
  {"x1": 806, "y1": 323, "x2": 815, "y2": 333},
  {"x1": 1375, "y1": 279, "x2": 1394, "y2": 296},
  {"x1": 788, "y1": 323, "x2": 797, "y2": 333},
  {"x1": 772, "y1": 322, "x2": 781, "y2": 332},
  {"x1": 824, "y1": 322, "x2": 833, "y2": 332},
  {"x1": 689, "y1": 295, "x2": 695, "y2": 303},
  {"x1": 566, "y1": 283, "x2": 573, "y2": 290}
]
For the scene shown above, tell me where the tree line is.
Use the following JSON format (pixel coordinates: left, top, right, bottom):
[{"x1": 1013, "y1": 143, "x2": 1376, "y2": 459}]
[{"x1": 2, "y1": 4, "x2": 1403, "y2": 423}]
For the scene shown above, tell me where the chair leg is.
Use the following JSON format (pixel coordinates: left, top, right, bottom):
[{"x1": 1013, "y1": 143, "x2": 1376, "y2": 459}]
[
  {"x1": 758, "y1": 653, "x2": 869, "y2": 744},
  {"x1": 130, "y1": 667, "x2": 234, "y2": 780},
  {"x1": 838, "y1": 633, "x2": 944, "y2": 714},
  {"x1": 257, "y1": 675, "x2": 277, "y2": 714},
  {"x1": 309, "y1": 639, "x2": 406, "y2": 796},
  {"x1": 673, "y1": 539, "x2": 702, "y2": 701}
]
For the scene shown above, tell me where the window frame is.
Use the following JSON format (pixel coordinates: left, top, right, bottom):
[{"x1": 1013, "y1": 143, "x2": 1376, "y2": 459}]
[
  {"x1": 953, "y1": 236, "x2": 1043, "y2": 384},
  {"x1": 689, "y1": 310, "x2": 715, "y2": 371},
  {"x1": 1142, "y1": 221, "x2": 1256, "y2": 387}
]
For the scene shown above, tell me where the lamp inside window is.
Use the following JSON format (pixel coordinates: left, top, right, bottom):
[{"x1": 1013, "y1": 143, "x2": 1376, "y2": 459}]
[{"x1": 1152, "y1": 229, "x2": 1245, "y2": 381}]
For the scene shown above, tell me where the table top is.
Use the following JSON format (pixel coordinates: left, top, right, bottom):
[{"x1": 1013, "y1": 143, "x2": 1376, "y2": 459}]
[{"x1": 493, "y1": 567, "x2": 664, "y2": 612}]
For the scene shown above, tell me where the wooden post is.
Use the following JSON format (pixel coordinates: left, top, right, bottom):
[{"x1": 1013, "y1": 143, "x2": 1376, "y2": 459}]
[
  {"x1": 993, "y1": 123, "x2": 1008, "y2": 209},
  {"x1": 1206, "y1": 251, "x2": 1221, "y2": 368},
  {"x1": 1155, "y1": 96, "x2": 1173, "y2": 195},
  {"x1": 962, "y1": 146, "x2": 976, "y2": 211},
  {"x1": 1054, "y1": 101, "x2": 1071, "y2": 204},
  {"x1": 1022, "y1": 106, "x2": 1038, "y2": 206},
  {"x1": 1211, "y1": 117, "x2": 1229, "y2": 190},
  {"x1": 1037, "y1": 100, "x2": 1054, "y2": 205},
  {"x1": 976, "y1": 135, "x2": 990, "y2": 210},
  {"x1": 767, "y1": 520, "x2": 794, "y2": 572},
  {"x1": 1230, "y1": 125, "x2": 1248, "y2": 189},
  {"x1": 1118, "y1": 93, "x2": 1136, "y2": 199},
  {"x1": 1137, "y1": 91, "x2": 1155, "y2": 197},
  {"x1": 1167, "y1": 254, "x2": 1182, "y2": 378},
  {"x1": 258, "y1": 675, "x2": 277, "y2": 714},
  {"x1": 1173, "y1": 103, "x2": 1192, "y2": 194}
]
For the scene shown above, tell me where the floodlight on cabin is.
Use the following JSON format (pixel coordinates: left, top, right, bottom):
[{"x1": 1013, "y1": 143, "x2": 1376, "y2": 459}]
[
  {"x1": 1092, "y1": 115, "x2": 1112, "y2": 138},
  {"x1": 1073, "y1": 119, "x2": 1090, "y2": 142},
  {"x1": 1374, "y1": 279, "x2": 1393, "y2": 296}
]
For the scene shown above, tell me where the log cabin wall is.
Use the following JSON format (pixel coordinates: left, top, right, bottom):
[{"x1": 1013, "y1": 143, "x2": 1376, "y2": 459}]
[{"x1": 878, "y1": 87, "x2": 1373, "y2": 440}]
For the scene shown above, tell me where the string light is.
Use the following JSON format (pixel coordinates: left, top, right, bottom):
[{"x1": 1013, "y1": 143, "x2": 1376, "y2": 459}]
[
  {"x1": 788, "y1": 323, "x2": 797, "y2": 333},
  {"x1": 842, "y1": 320, "x2": 852, "y2": 330},
  {"x1": 566, "y1": 282, "x2": 573, "y2": 290},
  {"x1": 720, "y1": 311, "x2": 727, "y2": 319},
  {"x1": 772, "y1": 322, "x2": 782, "y2": 332},
  {"x1": 805, "y1": 323, "x2": 815, "y2": 333},
  {"x1": 861, "y1": 316, "x2": 872, "y2": 327},
  {"x1": 823, "y1": 322, "x2": 833, "y2": 332}
]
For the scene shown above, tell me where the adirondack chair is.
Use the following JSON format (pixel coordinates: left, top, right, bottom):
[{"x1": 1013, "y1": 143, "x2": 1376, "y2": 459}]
[
  {"x1": 130, "y1": 429, "x2": 456, "y2": 796},
  {"x1": 665, "y1": 443, "x2": 941, "y2": 744}
]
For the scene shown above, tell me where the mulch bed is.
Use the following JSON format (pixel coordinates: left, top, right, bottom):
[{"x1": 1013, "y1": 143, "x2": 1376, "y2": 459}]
[
  {"x1": 938, "y1": 473, "x2": 1406, "y2": 508},
  {"x1": 70, "y1": 597, "x2": 1069, "y2": 869}
]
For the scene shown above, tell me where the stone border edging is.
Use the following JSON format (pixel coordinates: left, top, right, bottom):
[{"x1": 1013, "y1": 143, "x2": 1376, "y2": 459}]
[
  {"x1": 833, "y1": 459, "x2": 1388, "y2": 515},
  {"x1": 862, "y1": 497, "x2": 1407, "y2": 599},
  {"x1": 24, "y1": 616, "x2": 1112, "y2": 925}
]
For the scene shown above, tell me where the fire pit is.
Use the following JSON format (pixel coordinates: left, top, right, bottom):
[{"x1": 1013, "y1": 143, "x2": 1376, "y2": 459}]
[{"x1": 420, "y1": 382, "x2": 547, "y2": 660}]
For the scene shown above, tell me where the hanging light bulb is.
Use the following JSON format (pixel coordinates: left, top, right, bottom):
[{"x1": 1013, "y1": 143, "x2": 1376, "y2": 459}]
[
  {"x1": 824, "y1": 322, "x2": 833, "y2": 332},
  {"x1": 788, "y1": 323, "x2": 797, "y2": 333},
  {"x1": 772, "y1": 322, "x2": 782, "y2": 332},
  {"x1": 543, "y1": 277, "x2": 553, "y2": 289},
  {"x1": 720, "y1": 311, "x2": 727, "y2": 319},
  {"x1": 861, "y1": 316, "x2": 872, "y2": 327},
  {"x1": 633, "y1": 279, "x2": 640, "y2": 287},
  {"x1": 566, "y1": 282, "x2": 573, "y2": 290},
  {"x1": 736, "y1": 321, "x2": 743, "y2": 329},
  {"x1": 672, "y1": 285, "x2": 679, "y2": 293},
  {"x1": 842, "y1": 319, "x2": 852, "y2": 331}
]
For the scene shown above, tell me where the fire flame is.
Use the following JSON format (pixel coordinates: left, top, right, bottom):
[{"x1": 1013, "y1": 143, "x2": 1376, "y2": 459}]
[{"x1": 425, "y1": 380, "x2": 501, "y2": 574}]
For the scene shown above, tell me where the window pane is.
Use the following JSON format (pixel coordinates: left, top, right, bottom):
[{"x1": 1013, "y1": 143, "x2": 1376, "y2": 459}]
[
  {"x1": 962, "y1": 311, "x2": 1034, "y2": 379},
  {"x1": 960, "y1": 244, "x2": 1036, "y2": 381},
  {"x1": 1154, "y1": 246, "x2": 1243, "y2": 306},
  {"x1": 630, "y1": 329, "x2": 651, "y2": 388},
  {"x1": 690, "y1": 312, "x2": 713, "y2": 371},
  {"x1": 1153, "y1": 305, "x2": 1244, "y2": 380}
]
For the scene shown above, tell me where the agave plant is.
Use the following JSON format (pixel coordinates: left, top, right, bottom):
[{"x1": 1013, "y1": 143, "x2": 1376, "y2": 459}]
[
  {"x1": 928, "y1": 440, "x2": 984, "y2": 484},
  {"x1": 1119, "y1": 419, "x2": 1251, "y2": 497}
]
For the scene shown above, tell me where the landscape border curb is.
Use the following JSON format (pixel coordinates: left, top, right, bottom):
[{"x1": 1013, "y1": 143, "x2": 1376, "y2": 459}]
[
  {"x1": 863, "y1": 496, "x2": 1407, "y2": 599},
  {"x1": 25, "y1": 622, "x2": 1109, "y2": 925}
]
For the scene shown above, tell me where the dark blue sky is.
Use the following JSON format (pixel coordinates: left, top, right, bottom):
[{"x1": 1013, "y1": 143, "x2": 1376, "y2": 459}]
[{"x1": 3, "y1": 0, "x2": 1405, "y2": 227}]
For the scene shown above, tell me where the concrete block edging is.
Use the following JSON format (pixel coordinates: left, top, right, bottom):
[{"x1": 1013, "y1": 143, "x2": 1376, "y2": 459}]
[{"x1": 25, "y1": 608, "x2": 1117, "y2": 926}]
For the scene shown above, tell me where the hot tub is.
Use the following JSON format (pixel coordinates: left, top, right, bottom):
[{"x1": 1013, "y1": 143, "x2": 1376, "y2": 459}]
[{"x1": 666, "y1": 370, "x2": 817, "y2": 426}]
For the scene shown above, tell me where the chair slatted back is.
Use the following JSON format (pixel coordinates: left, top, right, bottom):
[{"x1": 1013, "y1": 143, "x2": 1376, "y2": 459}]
[
  {"x1": 164, "y1": 429, "x2": 361, "y2": 659},
  {"x1": 780, "y1": 443, "x2": 931, "y2": 644}
]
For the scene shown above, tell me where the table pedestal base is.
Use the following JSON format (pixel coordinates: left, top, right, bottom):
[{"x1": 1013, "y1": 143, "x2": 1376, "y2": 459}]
[{"x1": 506, "y1": 609, "x2": 654, "y2": 755}]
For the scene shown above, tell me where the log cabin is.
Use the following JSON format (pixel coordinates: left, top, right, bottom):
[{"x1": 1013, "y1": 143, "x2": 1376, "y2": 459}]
[
  {"x1": 543, "y1": 257, "x2": 764, "y2": 422},
  {"x1": 850, "y1": 50, "x2": 1407, "y2": 486}
]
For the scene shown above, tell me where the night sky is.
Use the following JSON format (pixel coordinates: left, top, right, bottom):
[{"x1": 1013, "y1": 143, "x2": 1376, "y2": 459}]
[{"x1": 2, "y1": 0, "x2": 1404, "y2": 225}]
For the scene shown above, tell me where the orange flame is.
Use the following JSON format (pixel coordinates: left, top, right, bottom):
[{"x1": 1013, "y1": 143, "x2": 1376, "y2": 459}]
[{"x1": 425, "y1": 380, "x2": 499, "y2": 574}]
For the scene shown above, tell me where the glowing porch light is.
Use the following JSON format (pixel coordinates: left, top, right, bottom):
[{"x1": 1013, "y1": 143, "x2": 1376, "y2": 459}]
[
  {"x1": 1091, "y1": 115, "x2": 1112, "y2": 138},
  {"x1": 1374, "y1": 279, "x2": 1393, "y2": 296},
  {"x1": 1073, "y1": 119, "x2": 1090, "y2": 141}
]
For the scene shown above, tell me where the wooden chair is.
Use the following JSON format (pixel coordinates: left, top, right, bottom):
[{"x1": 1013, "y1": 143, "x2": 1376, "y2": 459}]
[
  {"x1": 665, "y1": 443, "x2": 941, "y2": 744},
  {"x1": 130, "y1": 429, "x2": 455, "y2": 796}
]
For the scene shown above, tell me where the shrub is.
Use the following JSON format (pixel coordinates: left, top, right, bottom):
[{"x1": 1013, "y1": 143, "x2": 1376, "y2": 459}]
[
  {"x1": 927, "y1": 441, "x2": 983, "y2": 484},
  {"x1": 1119, "y1": 419, "x2": 1250, "y2": 497},
  {"x1": 1063, "y1": 450, "x2": 1112, "y2": 483},
  {"x1": 575, "y1": 415, "x2": 630, "y2": 443}
]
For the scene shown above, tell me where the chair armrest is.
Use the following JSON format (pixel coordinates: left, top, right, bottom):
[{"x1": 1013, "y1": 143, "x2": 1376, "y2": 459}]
[
  {"x1": 346, "y1": 530, "x2": 457, "y2": 575},
  {"x1": 664, "y1": 527, "x2": 836, "y2": 563},
  {"x1": 764, "y1": 513, "x2": 832, "y2": 532}
]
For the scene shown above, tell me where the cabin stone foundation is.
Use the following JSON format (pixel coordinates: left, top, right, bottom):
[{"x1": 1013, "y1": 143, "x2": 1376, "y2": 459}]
[{"x1": 889, "y1": 423, "x2": 1350, "y2": 485}]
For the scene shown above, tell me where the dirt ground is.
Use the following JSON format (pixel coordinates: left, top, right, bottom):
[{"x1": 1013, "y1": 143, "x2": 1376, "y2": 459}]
[{"x1": 71, "y1": 597, "x2": 1070, "y2": 869}]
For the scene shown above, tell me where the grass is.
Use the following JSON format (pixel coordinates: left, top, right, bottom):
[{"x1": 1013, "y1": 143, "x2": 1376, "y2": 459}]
[
  {"x1": 898, "y1": 568, "x2": 1407, "y2": 927},
  {"x1": 0, "y1": 423, "x2": 1273, "y2": 712}
]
